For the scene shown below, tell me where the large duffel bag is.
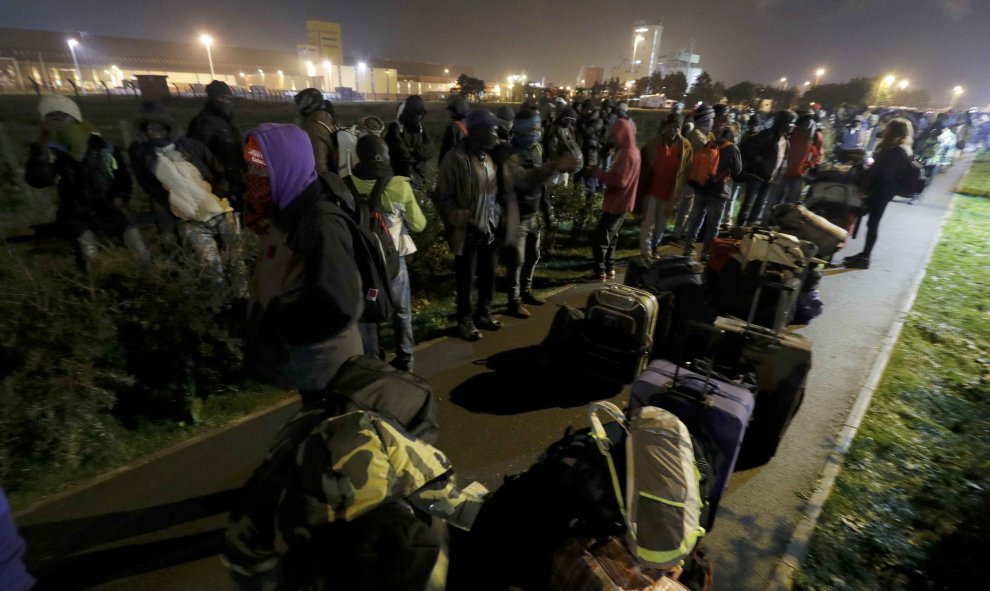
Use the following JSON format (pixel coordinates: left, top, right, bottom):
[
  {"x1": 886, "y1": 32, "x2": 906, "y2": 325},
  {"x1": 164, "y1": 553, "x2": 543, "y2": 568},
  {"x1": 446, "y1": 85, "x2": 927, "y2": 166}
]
[
  {"x1": 769, "y1": 202, "x2": 847, "y2": 260},
  {"x1": 628, "y1": 360, "x2": 756, "y2": 532},
  {"x1": 584, "y1": 285, "x2": 659, "y2": 384}
]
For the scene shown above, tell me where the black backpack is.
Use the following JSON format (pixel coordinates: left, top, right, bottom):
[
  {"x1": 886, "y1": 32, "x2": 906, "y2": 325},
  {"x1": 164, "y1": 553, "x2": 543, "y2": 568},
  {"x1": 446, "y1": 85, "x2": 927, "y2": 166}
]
[{"x1": 319, "y1": 172, "x2": 396, "y2": 323}]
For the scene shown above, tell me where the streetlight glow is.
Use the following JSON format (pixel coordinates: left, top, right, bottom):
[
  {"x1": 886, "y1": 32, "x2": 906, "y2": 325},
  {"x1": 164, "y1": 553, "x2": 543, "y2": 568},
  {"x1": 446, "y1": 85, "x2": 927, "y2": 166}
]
[
  {"x1": 953, "y1": 85, "x2": 964, "y2": 95},
  {"x1": 883, "y1": 75, "x2": 896, "y2": 86},
  {"x1": 815, "y1": 68, "x2": 825, "y2": 77},
  {"x1": 897, "y1": 80, "x2": 909, "y2": 90},
  {"x1": 66, "y1": 38, "x2": 82, "y2": 86},
  {"x1": 199, "y1": 34, "x2": 215, "y2": 79}
]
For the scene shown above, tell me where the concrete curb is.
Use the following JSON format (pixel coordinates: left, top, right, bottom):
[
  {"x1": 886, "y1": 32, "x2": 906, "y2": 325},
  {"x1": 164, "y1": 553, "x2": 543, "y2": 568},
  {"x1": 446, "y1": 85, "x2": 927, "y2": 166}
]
[{"x1": 768, "y1": 190, "x2": 961, "y2": 590}]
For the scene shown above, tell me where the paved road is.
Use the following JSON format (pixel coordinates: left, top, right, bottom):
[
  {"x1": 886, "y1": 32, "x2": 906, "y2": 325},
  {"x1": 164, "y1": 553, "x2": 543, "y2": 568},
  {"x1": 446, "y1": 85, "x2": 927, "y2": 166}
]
[{"x1": 15, "y1": 160, "x2": 966, "y2": 590}]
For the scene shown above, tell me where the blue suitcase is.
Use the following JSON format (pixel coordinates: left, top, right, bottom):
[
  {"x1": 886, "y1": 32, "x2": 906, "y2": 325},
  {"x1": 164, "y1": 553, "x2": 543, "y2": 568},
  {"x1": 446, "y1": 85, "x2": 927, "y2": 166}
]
[{"x1": 629, "y1": 359, "x2": 756, "y2": 531}]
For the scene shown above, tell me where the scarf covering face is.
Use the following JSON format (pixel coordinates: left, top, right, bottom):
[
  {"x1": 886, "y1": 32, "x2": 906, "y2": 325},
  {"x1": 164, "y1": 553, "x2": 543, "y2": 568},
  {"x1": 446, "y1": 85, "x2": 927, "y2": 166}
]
[
  {"x1": 54, "y1": 120, "x2": 99, "y2": 162},
  {"x1": 243, "y1": 174, "x2": 273, "y2": 232}
]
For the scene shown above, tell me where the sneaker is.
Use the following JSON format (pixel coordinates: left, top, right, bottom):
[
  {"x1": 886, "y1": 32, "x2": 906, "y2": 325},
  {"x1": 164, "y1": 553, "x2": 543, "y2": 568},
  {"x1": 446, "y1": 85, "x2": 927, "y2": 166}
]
[
  {"x1": 458, "y1": 318, "x2": 482, "y2": 341},
  {"x1": 608, "y1": 269, "x2": 616, "y2": 279},
  {"x1": 507, "y1": 299, "x2": 531, "y2": 319},
  {"x1": 585, "y1": 272, "x2": 608, "y2": 282},
  {"x1": 521, "y1": 291, "x2": 546, "y2": 306},
  {"x1": 474, "y1": 314, "x2": 503, "y2": 331},
  {"x1": 844, "y1": 256, "x2": 870, "y2": 269}
]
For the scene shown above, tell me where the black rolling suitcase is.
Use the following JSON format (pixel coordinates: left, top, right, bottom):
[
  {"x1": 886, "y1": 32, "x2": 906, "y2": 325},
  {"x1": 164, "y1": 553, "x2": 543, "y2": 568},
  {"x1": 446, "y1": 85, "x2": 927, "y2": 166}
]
[
  {"x1": 712, "y1": 257, "x2": 803, "y2": 333},
  {"x1": 583, "y1": 284, "x2": 659, "y2": 384}
]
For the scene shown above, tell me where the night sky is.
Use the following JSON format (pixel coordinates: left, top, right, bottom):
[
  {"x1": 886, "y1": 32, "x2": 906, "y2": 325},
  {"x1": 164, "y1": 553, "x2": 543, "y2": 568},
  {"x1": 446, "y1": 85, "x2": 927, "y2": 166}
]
[{"x1": 4, "y1": 0, "x2": 988, "y2": 107}]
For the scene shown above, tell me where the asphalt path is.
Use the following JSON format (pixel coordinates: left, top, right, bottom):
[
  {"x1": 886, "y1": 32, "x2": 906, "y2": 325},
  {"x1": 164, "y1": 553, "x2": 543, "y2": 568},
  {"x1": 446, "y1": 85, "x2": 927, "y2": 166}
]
[{"x1": 15, "y1": 160, "x2": 965, "y2": 590}]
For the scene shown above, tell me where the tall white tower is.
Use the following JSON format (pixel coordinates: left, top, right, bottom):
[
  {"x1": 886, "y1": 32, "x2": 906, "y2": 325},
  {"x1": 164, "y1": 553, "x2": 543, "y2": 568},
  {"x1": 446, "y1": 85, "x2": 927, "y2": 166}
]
[{"x1": 631, "y1": 20, "x2": 663, "y2": 79}]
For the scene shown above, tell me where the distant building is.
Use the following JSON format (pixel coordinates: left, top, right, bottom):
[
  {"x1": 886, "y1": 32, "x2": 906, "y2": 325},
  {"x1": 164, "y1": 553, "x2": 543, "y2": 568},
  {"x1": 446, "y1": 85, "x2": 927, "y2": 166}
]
[
  {"x1": 577, "y1": 66, "x2": 605, "y2": 87},
  {"x1": 305, "y1": 20, "x2": 343, "y2": 66},
  {"x1": 658, "y1": 48, "x2": 703, "y2": 89},
  {"x1": 630, "y1": 21, "x2": 662, "y2": 80}
]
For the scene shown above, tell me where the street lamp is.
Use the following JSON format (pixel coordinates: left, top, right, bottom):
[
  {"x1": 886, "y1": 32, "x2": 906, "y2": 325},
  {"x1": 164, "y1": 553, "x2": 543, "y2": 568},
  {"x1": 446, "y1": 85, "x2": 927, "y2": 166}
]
[
  {"x1": 897, "y1": 79, "x2": 909, "y2": 91},
  {"x1": 815, "y1": 68, "x2": 825, "y2": 86},
  {"x1": 199, "y1": 34, "x2": 215, "y2": 80},
  {"x1": 949, "y1": 85, "x2": 964, "y2": 109},
  {"x1": 632, "y1": 34, "x2": 645, "y2": 75},
  {"x1": 357, "y1": 61, "x2": 366, "y2": 94},
  {"x1": 67, "y1": 38, "x2": 81, "y2": 86},
  {"x1": 883, "y1": 74, "x2": 896, "y2": 86},
  {"x1": 257, "y1": 68, "x2": 264, "y2": 84},
  {"x1": 779, "y1": 77, "x2": 787, "y2": 88}
]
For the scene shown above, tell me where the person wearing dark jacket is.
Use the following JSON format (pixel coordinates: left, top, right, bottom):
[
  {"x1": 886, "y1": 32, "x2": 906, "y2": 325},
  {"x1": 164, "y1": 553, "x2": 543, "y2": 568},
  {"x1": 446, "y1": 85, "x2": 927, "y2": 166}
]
[
  {"x1": 187, "y1": 81, "x2": 246, "y2": 212},
  {"x1": 736, "y1": 110, "x2": 796, "y2": 225},
  {"x1": 294, "y1": 88, "x2": 340, "y2": 176},
  {"x1": 438, "y1": 96, "x2": 470, "y2": 165},
  {"x1": 682, "y1": 123, "x2": 743, "y2": 261},
  {"x1": 436, "y1": 109, "x2": 503, "y2": 341},
  {"x1": 244, "y1": 123, "x2": 363, "y2": 399},
  {"x1": 130, "y1": 101, "x2": 244, "y2": 295},
  {"x1": 496, "y1": 109, "x2": 577, "y2": 318},
  {"x1": 843, "y1": 118, "x2": 915, "y2": 270},
  {"x1": 588, "y1": 117, "x2": 641, "y2": 280},
  {"x1": 544, "y1": 107, "x2": 583, "y2": 185},
  {"x1": 385, "y1": 95, "x2": 437, "y2": 189},
  {"x1": 25, "y1": 94, "x2": 148, "y2": 270}
]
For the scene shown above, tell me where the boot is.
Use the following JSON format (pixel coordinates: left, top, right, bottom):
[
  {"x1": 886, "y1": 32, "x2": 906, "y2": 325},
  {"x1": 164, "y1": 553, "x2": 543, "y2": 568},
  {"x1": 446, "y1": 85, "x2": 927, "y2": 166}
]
[
  {"x1": 123, "y1": 226, "x2": 150, "y2": 261},
  {"x1": 521, "y1": 290, "x2": 545, "y2": 306},
  {"x1": 474, "y1": 314, "x2": 503, "y2": 331},
  {"x1": 507, "y1": 298, "x2": 531, "y2": 319},
  {"x1": 458, "y1": 318, "x2": 482, "y2": 341}
]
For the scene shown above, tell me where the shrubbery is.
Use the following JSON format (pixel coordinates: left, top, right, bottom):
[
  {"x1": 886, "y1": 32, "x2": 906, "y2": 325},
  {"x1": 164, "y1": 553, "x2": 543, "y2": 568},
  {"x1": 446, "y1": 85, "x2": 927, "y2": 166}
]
[{"x1": 0, "y1": 242, "x2": 250, "y2": 490}]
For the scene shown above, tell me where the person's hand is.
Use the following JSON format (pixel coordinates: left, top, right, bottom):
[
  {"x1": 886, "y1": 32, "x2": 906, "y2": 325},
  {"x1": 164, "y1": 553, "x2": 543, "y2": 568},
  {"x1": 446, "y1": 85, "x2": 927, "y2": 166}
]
[{"x1": 555, "y1": 153, "x2": 579, "y2": 172}]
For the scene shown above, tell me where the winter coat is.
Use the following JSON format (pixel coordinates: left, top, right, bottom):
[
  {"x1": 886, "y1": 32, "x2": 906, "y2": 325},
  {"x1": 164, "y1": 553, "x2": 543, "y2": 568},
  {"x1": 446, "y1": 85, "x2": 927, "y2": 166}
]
[
  {"x1": 545, "y1": 122, "x2": 582, "y2": 171},
  {"x1": 870, "y1": 144, "x2": 914, "y2": 202},
  {"x1": 783, "y1": 118, "x2": 824, "y2": 180},
  {"x1": 505, "y1": 143, "x2": 556, "y2": 219},
  {"x1": 435, "y1": 144, "x2": 499, "y2": 255},
  {"x1": 578, "y1": 115, "x2": 604, "y2": 168},
  {"x1": 384, "y1": 121, "x2": 437, "y2": 183},
  {"x1": 438, "y1": 120, "x2": 468, "y2": 165},
  {"x1": 740, "y1": 128, "x2": 789, "y2": 183},
  {"x1": 350, "y1": 175, "x2": 426, "y2": 256},
  {"x1": 594, "y1": 118, "x2": 641, "y2": 214},
  {"x1": 130, "y1": 137, "x2": 228, "y2": 208},
  {"x1": 300, "y1": 110, "x2": 340, "y2": 175},
  {"x1": 25, "y1": 126, "x2": 134, "y2": 236},
  {"x1": 638, "y1": 135, "x2": 693, "y2": 201},
  {"x1": 700, "y1": 140, "x2": 743, "y2": 200},
  {"x1": 187, "y1": 101, "x2": 246, "y2": 200}
]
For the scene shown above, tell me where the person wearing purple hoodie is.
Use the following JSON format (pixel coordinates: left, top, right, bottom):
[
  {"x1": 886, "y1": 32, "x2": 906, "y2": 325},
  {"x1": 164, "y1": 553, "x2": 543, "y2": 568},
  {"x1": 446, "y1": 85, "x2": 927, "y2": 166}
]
[
  {"x1": 0, "y1": 487, "x2": 34, "y2": 591},
  {"x1": 243, "y1": 124, "x2": 363, "y2": 402}
]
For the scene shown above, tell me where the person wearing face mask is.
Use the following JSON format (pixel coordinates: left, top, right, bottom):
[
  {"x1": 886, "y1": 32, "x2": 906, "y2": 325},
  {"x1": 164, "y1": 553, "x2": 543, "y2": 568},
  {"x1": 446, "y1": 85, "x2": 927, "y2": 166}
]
[
  {"x1": 496, "y1": 109, "x2": 578, "y2": 319},
  {"x1": 436, "y1": 109, "x2": 504, "y2": 341},
  {"x1": 439, "y1": 96, "x2": 471, "y2": 165},
  {"x1": 385, "y1": 95, "x2": 437, "y2": 190},
  {"x1": 243, "y1": 124, "x2": 363, "y2": 401},
  {"x1": 737, "y1": 110, "x2": 797, "y2": 226},
  {"x1": 545, "y1": 106, "x2": 583, "y2": 186},
  {"x1": 294, "y1": 88, "x2": 340, "y2": 176},
  {"x1": 637, "y1": 113, "x2": 694, "y2": 260},
  {"x1": 129, "y1": 101, "x2": 245, "y2": 296},
  {"x1": 187, "y1": 81, "x2": 246, "y2": 213},
  {"x1": 348, "y1": 135, "x2": 426, "y2": 371},
  {"x1": 25, "y1": 94, "x2": 148, "y2": 270}
]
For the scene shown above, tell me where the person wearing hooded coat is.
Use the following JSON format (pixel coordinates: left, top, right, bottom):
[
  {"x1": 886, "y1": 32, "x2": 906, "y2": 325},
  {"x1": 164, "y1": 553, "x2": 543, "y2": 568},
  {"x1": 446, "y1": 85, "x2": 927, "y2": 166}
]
[
  {"x1": 438, "y1": 96, "x2": 470, "y2": 165},
  {"x1": 294, "y1": 88, "x2": 340, "y2": 176},
  {"x1": 671, "y1": 104, "x2": 716, "y2": 242},
  {"x1": 435, "y1": 110, "x2": 505, "y2": 341},
  {"x1": 130, "y1": 101, "x2": 245, "y2": 296},
  {"x1": 348, "y1": 135, "x2": 427, "y2": 372},
  {"x1": 777, "y1": 108, "x2": 824, "y2": 204},
  {"x1": 25, "y1": 94, "x2": 148, "y2": 270},
  {"x1": 588, "y1": 117, "x2": 641, "y2": 280},
  {"x1": 736, "y1": 110, "x2": 796, "y2": 225},
  {"x1": 243, "y1": 123, "x2": 363, "y2": 399},
  {"x1": 187, "y1": 81, "x2": 246, "y2": 212},
  {"x1": 385, "y1": 95, "x2": 437, "y2": 189}
]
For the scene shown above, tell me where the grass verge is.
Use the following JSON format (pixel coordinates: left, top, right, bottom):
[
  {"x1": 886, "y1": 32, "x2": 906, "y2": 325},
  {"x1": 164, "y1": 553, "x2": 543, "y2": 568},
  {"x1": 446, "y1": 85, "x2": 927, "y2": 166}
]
[
  {"x1": 794, "y1": 194, "x2": 990, "y2": 590},
  {"x1": 954, "y1": 151, "x2": 990, "y2": 198}
]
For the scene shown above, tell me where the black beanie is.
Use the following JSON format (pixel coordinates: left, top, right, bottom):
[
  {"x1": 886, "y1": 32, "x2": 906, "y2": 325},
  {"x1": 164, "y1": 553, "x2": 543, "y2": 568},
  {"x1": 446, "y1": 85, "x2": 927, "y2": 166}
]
[
  {"x1": 295, "y1": 88, "x2": 333, "y2": 117},
  {"x1": 206, "y1": 80, "x2": 233, "y2": 100},
  {"x1": 356, "y1": 134, "x2": 389, "y2": 163}
]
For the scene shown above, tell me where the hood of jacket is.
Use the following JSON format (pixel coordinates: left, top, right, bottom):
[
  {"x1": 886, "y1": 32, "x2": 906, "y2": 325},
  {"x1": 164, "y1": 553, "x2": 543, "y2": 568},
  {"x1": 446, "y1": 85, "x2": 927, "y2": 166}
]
[
  {"x1": 610, "y1": 117, "x2": 636, "y2": 151},
  {"x1": 399, "y1": 95, "x2": 427, "y2": 123},
  {"x1": 247, "y1": 123, "x2": 318, "y2": 210}
]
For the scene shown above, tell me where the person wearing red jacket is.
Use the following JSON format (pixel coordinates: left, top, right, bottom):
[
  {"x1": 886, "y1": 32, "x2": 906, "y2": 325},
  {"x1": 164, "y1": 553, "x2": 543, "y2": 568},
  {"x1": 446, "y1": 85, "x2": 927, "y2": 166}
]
[
  {"x1": 777, "y1": 109, "x2": 824, "y2": 204},
  {"x1": 587, "y1": 117, "x2": 641, "y2": 281}
]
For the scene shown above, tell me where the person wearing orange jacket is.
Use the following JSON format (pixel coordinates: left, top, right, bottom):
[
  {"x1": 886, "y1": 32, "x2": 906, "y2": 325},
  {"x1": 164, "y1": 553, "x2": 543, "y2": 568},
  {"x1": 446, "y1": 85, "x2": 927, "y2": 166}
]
[{"x1": 587, "y1": 117, "x2": 641, "y2": 281}]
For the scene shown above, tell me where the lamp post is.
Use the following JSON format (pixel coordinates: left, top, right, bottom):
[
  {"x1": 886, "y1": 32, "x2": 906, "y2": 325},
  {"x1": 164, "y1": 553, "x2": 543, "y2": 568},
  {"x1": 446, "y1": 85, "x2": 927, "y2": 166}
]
[
  {"x1": 815, "y1": 68, "x2": 825, "y2": 86},
  {"x1": 779, "y1": 77, "x2": 787, "y2": 89},
  {"x1": 357, "y1": 61, "x2": 366, "y2": 94},
  {"x1": 199, "y1": 34, "x2": 215, "y2": 80},
  {"x1": 875, "y1": 74, "x2": 896, "y2": 105},
  {"x1": 385, "y1": 70, "x2": 390, "y2": 97},
  {"x1": 67, "y1": 38, "x2": 81, "y2": 87},
  {"x1": 949, "y1": 85, "x2": 964, "y2": 110},
  {"x1": 632, "y1": 35, "x2": 645, "y2": 77}
]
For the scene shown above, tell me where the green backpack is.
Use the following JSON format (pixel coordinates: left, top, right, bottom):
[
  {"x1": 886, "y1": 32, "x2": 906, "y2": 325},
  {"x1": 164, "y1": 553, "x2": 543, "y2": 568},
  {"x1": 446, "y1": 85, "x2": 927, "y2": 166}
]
[{"x1": 589, "y1": 401, "x2": 706, "y2": 570}]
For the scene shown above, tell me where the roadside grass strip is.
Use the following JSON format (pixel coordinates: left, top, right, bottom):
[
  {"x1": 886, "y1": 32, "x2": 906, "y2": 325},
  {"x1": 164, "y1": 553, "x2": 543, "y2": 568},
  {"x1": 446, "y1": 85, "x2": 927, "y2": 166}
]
[
  {"x1": 795, "y1": 195, "x2": 990, "y2": 591},
  {"x1": 954, "y1": 151, "x2": 990, "y2": 198}
]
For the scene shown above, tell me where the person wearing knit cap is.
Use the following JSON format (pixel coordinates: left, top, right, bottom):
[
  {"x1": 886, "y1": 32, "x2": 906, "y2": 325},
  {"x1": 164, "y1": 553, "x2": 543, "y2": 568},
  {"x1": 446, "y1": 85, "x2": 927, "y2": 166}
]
[
  {"x1": 348, "y1": 134, "x2": 426, "y2": 371},
  {"x1": 243, "y1": 123, "x2": 363, "y2": 397},
  {"x1": 294, "y1": 88, "x2": 340, "y2": 176},
  {"x1": 439, "y1": 96, "x2": 471, "y2": 164},
  {"x1": 637, "y1": 112, "x2": 694, "y2": 259},
  {"x1": 130, "y1": 100, "x2": 245, "y2": 296},
  {"x1": 385, "y1": 95, "x2": 436, "y2": 189},
  {"x1": 187, "y1": 80, "x2": 246, "y2": 212},
  {"x1": 682, "y1": 121, "x2": 742, "y2": 262},
  {"x1": 671, "y1": 103, "x2": 717, "y2": 242},
  {"x1": 436, "y1": 109, "x2": 505, "y2": 341},
  {"x1": 25, "y1": 94, "x2": 148, "y2": 270},
  {"x1": 587, "y1": 117, "x2": 641, "y2": 281},
  {"x1": 778, "y1": 107, "x2": 824, "y2": 205}
]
